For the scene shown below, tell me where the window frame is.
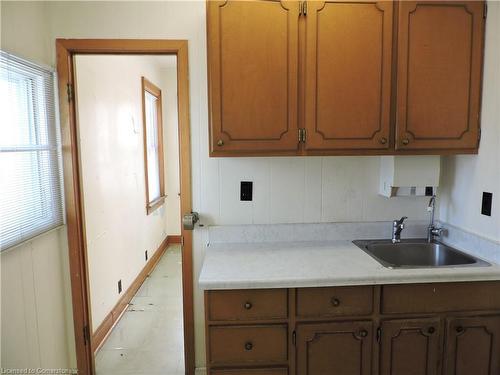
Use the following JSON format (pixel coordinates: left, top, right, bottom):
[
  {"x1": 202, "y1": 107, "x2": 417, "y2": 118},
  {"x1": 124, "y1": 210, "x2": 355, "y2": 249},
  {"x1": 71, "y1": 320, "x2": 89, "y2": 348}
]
[
  {"x1": 0, "y1": 51, "x2": 64, "y2": 251},
  {"x1": 141, "y1": 76, "x2": 165, "y2": 215}
]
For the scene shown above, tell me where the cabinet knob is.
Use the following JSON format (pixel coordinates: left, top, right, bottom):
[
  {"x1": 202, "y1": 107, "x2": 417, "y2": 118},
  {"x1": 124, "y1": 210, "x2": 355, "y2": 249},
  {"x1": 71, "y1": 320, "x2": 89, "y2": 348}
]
[
  {"x1": 244, "y1": 302, "x2": 252, "y2": 310},
  {"x1": 379, "y1": 137, "x2": 388, "y2": 145},
  {"x1": 456, "y1": 326, "x2": 464, "y2": 334},
  {"x1": 217, "y1": 139, "x2": 224, "y2": 147},
  {"x1": 331, "y1": 297, "x2": 341, "y2": 307},
  {"x1": 427, "y1": 327, "x2": 435, "y2": 334},
  {"x1": 358, "y1": 330, "x2": 368, "y2": 338},
  {"x1": 244, "y1": 342, "x2": 253, "y2": 351},
  {"x1": 401, "y1": 138, "x2": 410, "y2": 145}
]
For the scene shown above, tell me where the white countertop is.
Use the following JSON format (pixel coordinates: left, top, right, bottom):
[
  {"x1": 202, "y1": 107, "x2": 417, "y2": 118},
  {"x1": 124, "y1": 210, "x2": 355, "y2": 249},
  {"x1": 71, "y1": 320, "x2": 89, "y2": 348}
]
[{"x1": 198, "y1": 240, "x2": 500, "y2": 290}]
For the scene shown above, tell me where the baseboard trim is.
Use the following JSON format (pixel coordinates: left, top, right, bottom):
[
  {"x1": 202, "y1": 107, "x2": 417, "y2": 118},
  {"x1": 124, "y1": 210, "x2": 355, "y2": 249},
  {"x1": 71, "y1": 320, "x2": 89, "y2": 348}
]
[
  {"x1": 168, "y1": 234, "x2": 182, "y2": 244},
  {"x1": 92, "y1": 235, "x2": 175, "y2": 351}
]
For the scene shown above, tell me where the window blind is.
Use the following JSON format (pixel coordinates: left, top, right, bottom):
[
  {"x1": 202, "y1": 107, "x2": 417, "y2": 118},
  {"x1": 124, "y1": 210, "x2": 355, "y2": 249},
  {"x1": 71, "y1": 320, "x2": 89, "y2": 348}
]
[{"x1": 0, "y1": 51, "x2": 64, "y2": 251}]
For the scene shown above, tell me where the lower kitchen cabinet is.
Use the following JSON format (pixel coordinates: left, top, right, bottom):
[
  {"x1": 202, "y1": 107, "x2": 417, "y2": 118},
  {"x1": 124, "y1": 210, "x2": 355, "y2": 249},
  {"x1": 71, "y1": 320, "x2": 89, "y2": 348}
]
[
  {"x1": 296, "y1": 322, "x2": 372, "y2": 375},
  {"x1": 444, "y1": 316, "x2": 500, "y2": 375},
  {"x1": 380, "y1": 318, "x2": 442, "y2": 375},
  {"x1": 204, "y1": 282, "x2": 500, "y2": 375}
]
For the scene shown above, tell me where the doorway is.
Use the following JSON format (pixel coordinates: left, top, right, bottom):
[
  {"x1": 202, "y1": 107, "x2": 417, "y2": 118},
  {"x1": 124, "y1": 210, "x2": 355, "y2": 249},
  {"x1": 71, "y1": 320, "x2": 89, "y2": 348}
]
[{"x1": 56, "y1": 40, "x2": 194, "y2": 375}]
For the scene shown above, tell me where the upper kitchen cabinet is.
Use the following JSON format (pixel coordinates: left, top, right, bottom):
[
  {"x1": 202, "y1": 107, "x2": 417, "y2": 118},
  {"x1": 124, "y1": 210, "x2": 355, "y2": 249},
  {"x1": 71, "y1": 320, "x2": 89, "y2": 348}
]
[
  {"x1": 304, "y1": 1, "x2": 394, "y2": 151},
  {"x1": 396, "y1": 1, "x2": 486, "y2": 151},
  {"x1": 207, "y1": 0, "x2": 300, "y2": 155},
  {"x1": 206, "y1": 0, "x2": 486, "y2": 156}
]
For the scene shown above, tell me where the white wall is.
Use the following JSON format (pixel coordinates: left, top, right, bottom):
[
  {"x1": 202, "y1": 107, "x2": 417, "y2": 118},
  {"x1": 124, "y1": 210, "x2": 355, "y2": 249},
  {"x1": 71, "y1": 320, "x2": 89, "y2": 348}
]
[
  {"x1": 1, "y1": 0, "x2": 499, "y2": 371},
  {"x1": 0, "y1": 1, "x2": 75, "y2": 369},
  {"x1": 161, "y1": 67, "x2": 182, "y2": 236},
  {"x1": 439, "y1": 1, "x2": 500, "y2": 243},
  {"x1": 75, "y1": 54, "x2": 179, "y2": 330},
  {"x1": 1, "y1": 230, "x2": 73, "y2": 368}
]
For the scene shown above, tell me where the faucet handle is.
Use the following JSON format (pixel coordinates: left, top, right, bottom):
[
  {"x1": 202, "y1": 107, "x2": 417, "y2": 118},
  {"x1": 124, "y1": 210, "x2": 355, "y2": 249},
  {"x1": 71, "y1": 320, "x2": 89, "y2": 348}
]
[{"x1": 395, "y1": 216, "x2": 408, "y2": 226}]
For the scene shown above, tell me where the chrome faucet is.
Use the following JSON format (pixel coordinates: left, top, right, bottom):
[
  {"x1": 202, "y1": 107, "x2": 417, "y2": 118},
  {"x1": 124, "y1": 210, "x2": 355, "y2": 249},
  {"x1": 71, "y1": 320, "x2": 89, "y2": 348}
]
[
  {"x1": 427, "y1": 195, "x2": 444, "y2": 242},
  {"x1": 392, "y1": 216, "x2": 408, "y2": 243}
]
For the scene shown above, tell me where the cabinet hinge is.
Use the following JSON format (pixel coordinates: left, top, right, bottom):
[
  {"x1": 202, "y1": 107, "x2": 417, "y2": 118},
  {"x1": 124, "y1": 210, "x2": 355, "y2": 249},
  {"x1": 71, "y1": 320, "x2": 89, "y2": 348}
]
[
  {"x1": 292, "y1": 330, "x2": 297, "y2": 346},
  {"x1": 83, "y1": 324, "x2": 90, "y2": 346},
  {"x1": 298, "y1": 128, "x2": 306, "y2": 143},
  {"x1": 376, "y1": 327, "x2": 382, "y2": 343},
  {"x1": 484, "y1": 2, "x2": 487, "y2": 19},
  {"x1": 181, "y1": 236, "x2": 185, "y2": 247},
  {"x1": 66, "y1": 83, "x2": 74, "y2": 102},
  {"x1": 478, "y1": 127, "x2": 482, "y2": 147}
]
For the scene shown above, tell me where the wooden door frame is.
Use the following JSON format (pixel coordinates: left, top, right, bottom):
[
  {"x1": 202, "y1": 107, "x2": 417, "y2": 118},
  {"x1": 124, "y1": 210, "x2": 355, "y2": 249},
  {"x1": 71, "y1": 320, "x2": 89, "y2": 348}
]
[{"x1": 55, "y1": 39, "x2": 195, "y2": 375}]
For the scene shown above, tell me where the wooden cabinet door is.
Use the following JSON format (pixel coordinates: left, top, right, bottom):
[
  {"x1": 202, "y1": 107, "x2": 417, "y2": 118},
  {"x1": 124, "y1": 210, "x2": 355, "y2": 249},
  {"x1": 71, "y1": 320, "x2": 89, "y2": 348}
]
[
  {"x1": 304, "y1": 1, "x2": 394, "y2": 151},
  {"x1": 296, "y1": 321, "x2": 372, "y2": 375},
  {"x1": 396, "y1": 1, "x2": 485, "y2": 151},
  {"x1": 444, "y1": 316, "x2": 500, "y2": 375},
  {"x1": 380, "y1": 318, "x2": 442, "y2": 375},
  {"x1": 207, "y1": 0, "x2": 300, "y2": 154}
]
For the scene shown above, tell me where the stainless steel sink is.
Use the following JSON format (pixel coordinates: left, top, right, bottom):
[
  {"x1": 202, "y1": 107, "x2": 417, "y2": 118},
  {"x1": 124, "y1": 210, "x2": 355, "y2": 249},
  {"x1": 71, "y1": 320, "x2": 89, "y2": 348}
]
[{"x1": 353, "y1": 239, "x2": 490, "y2": 269}]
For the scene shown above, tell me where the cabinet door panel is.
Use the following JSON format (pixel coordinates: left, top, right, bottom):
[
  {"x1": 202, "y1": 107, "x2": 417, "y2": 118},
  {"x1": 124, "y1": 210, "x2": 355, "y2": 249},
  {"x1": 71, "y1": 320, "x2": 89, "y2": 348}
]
[
  {"x1": 207, "y1": 0, "x2": 300, "y2": 154},
  {"x1": 396, "y1": 1, "x2": 485, "y2": 150},
  {"x1": 444, "y1": 316, "x2": 500, "y2": 375},
  {"x1": 304, "y1": 1, "x2": 393, "y2": 150},
  {"x1": 296, "y1": 321, "x2": 372, "y2": 375},
  {"x1": 380, "y1": 318, "x2": 442, "y2": 375}
]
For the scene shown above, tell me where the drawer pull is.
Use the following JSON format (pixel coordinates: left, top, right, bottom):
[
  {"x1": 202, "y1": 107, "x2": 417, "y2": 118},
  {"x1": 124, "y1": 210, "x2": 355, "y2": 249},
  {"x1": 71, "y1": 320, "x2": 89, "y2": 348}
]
[
  {"x1": 358, "y1": 330, "x2": 368, "y2": 338},
  {"x1": 456, "y1": 326, "x2": 464, "y2": 334},
  {"x1": 331, "y1": 297, "x2": 341, "y2": 307},
  {"x1": 244, "y1": 302, "x2": 253, "y2": 310},
  {"x1": 217, "y1": 139, "x2": 224, "y2": 147},
  {"x1": 244, "y1": 342, "x2": 253, "y2": 351},
  {"x1": 427, "y1": 327, "x2": 435, "y2": 334}
]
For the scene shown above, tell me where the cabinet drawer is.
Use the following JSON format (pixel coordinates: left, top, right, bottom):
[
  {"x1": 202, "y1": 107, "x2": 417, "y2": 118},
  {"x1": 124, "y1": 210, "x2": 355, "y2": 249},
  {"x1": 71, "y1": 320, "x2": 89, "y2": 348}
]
[
  {"x1": 207, "y1": 289, "x2": 288, "y2": 321},
  {"x1": 209, "y1": 325, "x2": 288, "y2": 366},
  {"x1": 210, "y1": 369, "x2": 287, "y2": 375},
  {"x1": 382, "y1": 282, "x2": 500, "y2": 314},
  {"x1": 296, "y1": 286, "x2": 374, "y2": 318}
]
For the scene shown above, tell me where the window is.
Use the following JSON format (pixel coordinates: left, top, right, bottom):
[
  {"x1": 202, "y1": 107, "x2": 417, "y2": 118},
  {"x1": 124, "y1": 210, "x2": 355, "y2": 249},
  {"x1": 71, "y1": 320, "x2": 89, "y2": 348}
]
[
  {"x1": 141, "y1": 77, "x2": 165, "y2": 214},
  {"x1": 0, "y1": 51, "x2": 64, "y2": 251}
]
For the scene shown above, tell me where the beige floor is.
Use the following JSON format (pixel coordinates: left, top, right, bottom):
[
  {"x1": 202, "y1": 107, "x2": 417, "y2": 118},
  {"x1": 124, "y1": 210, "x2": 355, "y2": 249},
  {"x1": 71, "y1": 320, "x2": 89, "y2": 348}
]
[{"x1": 95, "y1": 245, "x2": 184, "y2": 375}]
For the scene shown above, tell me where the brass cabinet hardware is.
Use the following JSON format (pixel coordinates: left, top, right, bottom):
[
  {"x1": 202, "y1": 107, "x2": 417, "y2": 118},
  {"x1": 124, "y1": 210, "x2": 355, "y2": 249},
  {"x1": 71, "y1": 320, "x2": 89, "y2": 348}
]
[{"x1": 298, "y1": 128, "x2": 306, "y2": 143}]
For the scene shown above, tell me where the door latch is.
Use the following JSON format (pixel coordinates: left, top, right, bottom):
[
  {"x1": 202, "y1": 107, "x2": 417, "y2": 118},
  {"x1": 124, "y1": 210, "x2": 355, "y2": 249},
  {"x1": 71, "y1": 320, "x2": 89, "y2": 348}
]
[{"x1": 182, "y1": 212, "x2": 200, "y2": 230}]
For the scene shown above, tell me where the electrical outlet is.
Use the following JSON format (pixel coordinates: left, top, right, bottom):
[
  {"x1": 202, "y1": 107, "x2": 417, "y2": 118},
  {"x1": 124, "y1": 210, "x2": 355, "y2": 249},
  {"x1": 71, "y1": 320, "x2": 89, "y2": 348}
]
[
  {"x1": 145, "y1": 250, "x2": 148, "y2": 261},
  {"x1": 118, "y1": 279, "x2": 122, "y2": 294},
  {"x1": 481, "y1": 192, "x2": 493, "y2": 216},
  {"x1": 240, "y1": 181, "x2": 253, "y2": 201}
]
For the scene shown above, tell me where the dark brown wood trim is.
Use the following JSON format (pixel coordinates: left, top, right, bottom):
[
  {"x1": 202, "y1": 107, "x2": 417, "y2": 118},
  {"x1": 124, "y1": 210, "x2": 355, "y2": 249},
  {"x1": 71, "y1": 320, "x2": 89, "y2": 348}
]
[
  {"x1": 56, "y1": 39, "x2": 194, "y2": 375},
  {"x1": 92, "y1": 236, "x2": 170, "y2": 351}
]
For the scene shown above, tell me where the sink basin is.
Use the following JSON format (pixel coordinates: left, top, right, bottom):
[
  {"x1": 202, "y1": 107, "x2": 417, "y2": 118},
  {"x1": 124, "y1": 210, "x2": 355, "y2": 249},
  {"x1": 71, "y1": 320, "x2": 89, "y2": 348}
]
[{"x1": 353, "y1": 239, "x2": 490, "y2": 269}]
